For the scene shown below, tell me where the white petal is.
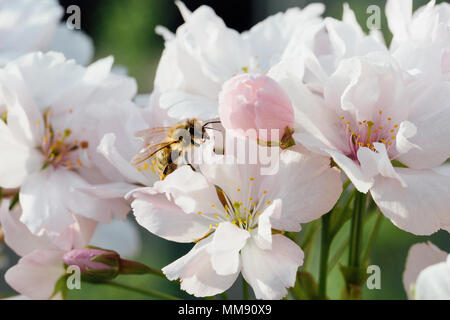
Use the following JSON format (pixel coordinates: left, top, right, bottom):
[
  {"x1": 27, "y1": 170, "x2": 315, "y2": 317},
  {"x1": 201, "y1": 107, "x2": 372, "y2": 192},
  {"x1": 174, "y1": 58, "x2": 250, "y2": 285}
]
[
  {"x1": 415, "y1": 256, "x2": 450, "y2": 300},
  {"x1": 0, "y1": 200, "x2": 55, "y2": 256},
  {"x1": 385, "y1": 0, "x2": 413, "y2": 44},
  {"x1": 48, "y1": 24, "x2": 94, "y2": 66},
  {"x1": 130, "y1": 187, "x2": 210, "y2": 243},
  {"x1": 241, "y1": 235, "x2": 303, "y2": 300},
  {"x1": 78, "y1": 182, "x2": 136, "y2": 200},
  {"x1": 371, "y1": 168, "x2": 450, "y2": 235},
  {"x1": 20, "y1": 168, "x2": 115, "y2": 235},
  {"x1": 0, "y1": 119, "x2": 43, "y2": 188},
  {"x1": 278, "y1": 75, "x2": 347, "y2": 153},
  {"x1": 326, "y1": 148, "x2": 373, "y2": 193},
  {"x1": 6, "y1": 52, "x2": 86, "y2": 111},
  {"x1": 159, "y1": 91, "x2": 219, "y2": 121},
  {"x1": 97, "y1": 133, "x2": 150, "y2": 185},
  {"x1": 163, "y1": 237, "x2": 240, "y2": 297},
  {"x1": 396, "y1": 82, "x2": 450, "y2": 169},
  {"x1": 155, "y1": 165, "x2": 223, "y2": 215},
  {"x1": 403, "y1": 242, "x2": 447, "y2": 299},
  {"x1": 209, "y1": 222, "x2": 250, "y2": 276},
  {"x1": 357, "y1": 142, "x2": 405, "y2": 186},
  {"x1": 5, "y1": 248, "x2": 65, "y2": 300},
  {"x1": 253, "y1": 199, "x2": 282, "y2": 250},
  {"x1": 261, "y1": 148, "x2": 343, "y2": 231}
]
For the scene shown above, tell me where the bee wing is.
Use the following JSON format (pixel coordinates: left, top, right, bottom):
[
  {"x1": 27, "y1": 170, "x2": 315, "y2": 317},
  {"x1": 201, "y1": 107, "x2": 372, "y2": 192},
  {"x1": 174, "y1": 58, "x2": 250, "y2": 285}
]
[
  {"x1": 131, "y1": 141, "x2": 177, "y2": 166},
  {"x1": 134, "y1": 127, "x2": 172, "y2": 146}
]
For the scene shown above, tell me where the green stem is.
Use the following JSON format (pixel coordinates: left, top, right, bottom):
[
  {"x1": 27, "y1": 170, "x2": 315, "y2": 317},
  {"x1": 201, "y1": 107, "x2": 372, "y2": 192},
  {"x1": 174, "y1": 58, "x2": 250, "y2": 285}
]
[
  {"x1": 318, "y1": 213, "x2": 331, "y2": 300},
  {"x1": 348, "y1": 192, "x2": 366, "y2": 268},
  {"x1": 328, "y1": 207, "x2": 378, "y2": 274},
  {"x1": 328, "y1": 239, "x2": 349, "y2": 274},
  {"x1": 221, "y1": 292, "x2": 229, "y2": 300},
  {"x1": 300, "y1": 221, "x2": 320, "y2": 271},
  {"x1": 103, "y1": 281, "x2": 180, "y2": 300},
  {"x1": 362, "y1": 211, "x2": 383, "y2": 263},
  {"x1": 119, "y1": 259, "x2": 165, "y2": 278},
  {"x1": 243, "y1": 278, "x2": 249, "y2": 300}
]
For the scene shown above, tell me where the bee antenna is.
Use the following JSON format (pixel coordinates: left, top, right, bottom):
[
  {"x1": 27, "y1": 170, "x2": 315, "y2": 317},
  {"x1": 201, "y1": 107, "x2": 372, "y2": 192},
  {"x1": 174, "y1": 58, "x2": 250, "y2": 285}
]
[{"x1": 202, "y1": 120, "x2": 221, "y2": 128}]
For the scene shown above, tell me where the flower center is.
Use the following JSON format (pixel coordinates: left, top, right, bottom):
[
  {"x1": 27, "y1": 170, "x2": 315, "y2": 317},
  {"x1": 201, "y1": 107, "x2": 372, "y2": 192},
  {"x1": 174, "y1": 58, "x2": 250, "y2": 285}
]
[
  {"x1": 198, "y1": 177, "x2": 271, "y2": 232},
  {"x1": 38, "y1": 109, "x2": 88, "y2": 170},
  {"x1": 340, "y1": 110, "x2": 399, "y2": 161}
]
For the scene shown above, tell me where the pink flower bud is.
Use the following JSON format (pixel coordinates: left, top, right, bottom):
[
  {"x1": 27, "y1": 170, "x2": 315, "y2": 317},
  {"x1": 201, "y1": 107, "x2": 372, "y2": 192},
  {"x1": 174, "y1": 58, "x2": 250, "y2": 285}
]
[
  {"x1": 63, "y1": 248, "x2": 120, "y2": 279},
  {"x1": 219, "y1": 74, "x2": 295, "y2": 142}
]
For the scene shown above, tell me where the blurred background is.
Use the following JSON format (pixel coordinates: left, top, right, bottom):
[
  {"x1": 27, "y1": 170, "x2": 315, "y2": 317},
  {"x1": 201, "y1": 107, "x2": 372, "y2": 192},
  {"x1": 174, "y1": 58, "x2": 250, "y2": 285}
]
[{"x1": 0, "y1": 0, "x2": 449, "y2": 300}]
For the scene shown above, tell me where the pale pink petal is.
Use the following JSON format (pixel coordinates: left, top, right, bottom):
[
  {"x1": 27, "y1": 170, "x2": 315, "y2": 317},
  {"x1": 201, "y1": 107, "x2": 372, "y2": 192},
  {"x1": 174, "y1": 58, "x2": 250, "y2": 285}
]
[
  {"x1": 396, "y1": 82, "x2": 450, "y2": 169},
  {"x1": 130, "y1": 187, "x2": 210, "y2": 243},
  {"x1": 325, "y1": 148, "x2": 373, "y2": 193},
  {"x1": 154, "y1": 165, "x2": 223, "y2": 214},
  {"x1": 0, "y1": 119, "x2": 43, "y2": 188},
  {"x1": 416, "y1": 257, "x2": 450, "y2": 300},
  {"x1": 241, "y1": 235, "x2": 303, "y2": 300},
  {"x1": 385, "y1": 0, "x2": 413, "y2": 44},
  {"x1": 403, "y1": 242, "x2": 447, "y2": 299},
  {"x1": 162, "y1": 236, "x2": 240, "y2": 297},
  {"x1": 261, "y1": 147, "x2": 343, "y2": 231},
  {"x1": 20, "y1": 168, "x2": 115, "y2": 235},
  {"x1": 208, "y1": 222, "x2": 250, "y2": 276},
  {"x1": 0, "y1": 200, "x2": 55, "y2": 256},
  {"x1": 5, "y1": 248, "x2": 65, "y2": 300},
  {"x1": 371, "y1": 168, "x2": 450, "y2": 235}
]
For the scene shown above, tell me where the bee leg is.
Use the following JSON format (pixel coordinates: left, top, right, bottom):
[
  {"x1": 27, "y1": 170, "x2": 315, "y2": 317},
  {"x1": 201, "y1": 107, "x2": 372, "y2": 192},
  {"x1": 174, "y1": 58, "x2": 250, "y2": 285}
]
[{"x1": 163, "y1": 162, "x2": 178, "y2": 177}]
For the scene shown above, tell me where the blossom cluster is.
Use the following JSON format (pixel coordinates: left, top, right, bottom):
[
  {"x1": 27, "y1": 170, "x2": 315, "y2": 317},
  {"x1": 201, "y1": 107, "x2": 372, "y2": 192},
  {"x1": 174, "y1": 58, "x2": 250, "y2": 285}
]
[{"x1": 0, "y1": 0, "x2": 449, "y2": 300}]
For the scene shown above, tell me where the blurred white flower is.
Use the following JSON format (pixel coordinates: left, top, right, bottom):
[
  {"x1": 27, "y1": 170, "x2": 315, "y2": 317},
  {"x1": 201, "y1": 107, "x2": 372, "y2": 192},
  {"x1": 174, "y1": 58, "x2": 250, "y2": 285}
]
[
  {"x1": 0, "y1": 0, "x2": 93, "y2": 66},
  {"x1": 272, "y1": 3, "x2": 387, "y2": 94},
  {"x1": 149, "y1": 1, "x2": 324, "y2": 124},
  {"x1": 128, "y1": 141, "x2": 342, "y2": 299},
  {"x1": 89, "y1": 219, "x2": 142, "y2": 259},
  {"x1": 386, "y1": 0, "x2": 450, "y2": 80},
  {"x1": 403, "y1": 242, "x2": 450, "y2": 300},
  {"x1": 0, "y1": 52, "x2": 137, "y2": 236},
  {"x1": 286, "y1": 52, "x2": 450, "y2": 235}
]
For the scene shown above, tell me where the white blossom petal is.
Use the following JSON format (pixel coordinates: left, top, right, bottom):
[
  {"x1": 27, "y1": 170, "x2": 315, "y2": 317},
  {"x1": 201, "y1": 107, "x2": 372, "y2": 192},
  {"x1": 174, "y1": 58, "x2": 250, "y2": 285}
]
[
  {"x1": 371, "y1": 168, "x2": 450, "y2": 235},
  {"x1": 163, "y1": 236, "x2": 240, "y2": 297},
  {"x1": 241, "y1": 235, "x2": 303, "y2": 300}
]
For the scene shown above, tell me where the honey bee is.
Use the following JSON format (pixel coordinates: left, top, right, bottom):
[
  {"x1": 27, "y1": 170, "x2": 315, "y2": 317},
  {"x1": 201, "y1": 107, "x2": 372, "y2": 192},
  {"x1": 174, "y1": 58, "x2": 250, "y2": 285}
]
[{"x1": 131, "y1": 118, "x2": 220, "y2": 180}]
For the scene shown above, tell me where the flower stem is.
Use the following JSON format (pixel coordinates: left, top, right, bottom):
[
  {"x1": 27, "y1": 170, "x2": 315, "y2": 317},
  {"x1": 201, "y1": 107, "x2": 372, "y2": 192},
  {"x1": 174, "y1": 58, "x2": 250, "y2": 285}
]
[
  {"x1": 328, "y1": 206, "x2": 378, "y2": 274},
  {"x1": 318, "y1": 212, "x2": 331, "y2": 299},
  {"x1": 119, "y1": 259, "x2": 165, "y2": 278},
  {"x1": 300, "y1": 220, "x2": 320, "y2": 271},
  {"x1": 342, "y1": 191, "x2": 367, "y2": 300},
  {"x1": 362, "y1": 210, "x2": 383, "y2": 262},
  {"x1": 348, "y1": 191, "x2": 366, "y2": 268},
  {"x1": 103, "y1": 281, "x2": 180, "y2": 300}
]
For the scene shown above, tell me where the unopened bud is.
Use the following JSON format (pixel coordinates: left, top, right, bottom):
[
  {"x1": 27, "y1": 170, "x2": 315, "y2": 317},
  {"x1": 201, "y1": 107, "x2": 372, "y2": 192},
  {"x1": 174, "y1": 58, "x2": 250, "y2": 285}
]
[{"x1": 63, "y1": 248, "x2": 120, "y2": 281}]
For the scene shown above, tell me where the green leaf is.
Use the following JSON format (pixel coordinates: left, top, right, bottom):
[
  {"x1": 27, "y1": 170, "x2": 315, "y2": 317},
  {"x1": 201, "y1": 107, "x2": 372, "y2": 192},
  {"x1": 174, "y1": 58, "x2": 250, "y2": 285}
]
[
  {"x1": 328, "y1": 190, "x2": 356, "y2": 239},
  {"x1": 51, "y1": 274, "x2": 69, "y2": 300}
]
